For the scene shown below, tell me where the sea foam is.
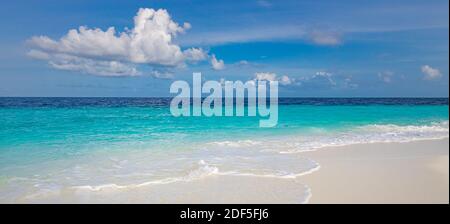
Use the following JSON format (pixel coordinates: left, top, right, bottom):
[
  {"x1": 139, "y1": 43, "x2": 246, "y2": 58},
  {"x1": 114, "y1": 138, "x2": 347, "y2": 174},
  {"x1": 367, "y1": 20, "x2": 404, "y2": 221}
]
[{"x1": 207, "y1": 121, "x2": 449, "y2": 154}]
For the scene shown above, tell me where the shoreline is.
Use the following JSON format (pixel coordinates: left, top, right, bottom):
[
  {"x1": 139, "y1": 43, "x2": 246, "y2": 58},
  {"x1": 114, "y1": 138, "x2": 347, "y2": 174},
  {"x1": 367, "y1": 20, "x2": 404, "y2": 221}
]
[
  {"x1": 299, "y1": 138, "x2": 449, "y2": 204},
  {"x1": 5, "y1": 138, "x2": 449, "y2": 203}
]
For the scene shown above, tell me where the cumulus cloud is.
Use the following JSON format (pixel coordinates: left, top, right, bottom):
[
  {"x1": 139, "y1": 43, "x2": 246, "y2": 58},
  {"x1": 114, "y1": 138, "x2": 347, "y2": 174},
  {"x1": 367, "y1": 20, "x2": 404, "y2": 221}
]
[
  {"x1": 254, "y1": 72, "x2": 277, "y2": 81},
  {"x1": 253, "y1": 72, "x2": 293, "y2": 86},
  {"x1": 27, "y1": 49, "x2": 51, "y2": 60},
  {"x1": 149, "y1": 70, "x2": 174, "y2": 79},
  {"x1": 211, "y1": 54, "x2": 225, "y2": 70},
  {"x1": 421, "y1": 65, "x2": 442, "y2": 80},
  {"x1": 278, "y1": 75, "x2": 292, "y2": 85},
  {"x1": 312, "y1": 71, "x2": 337, "y2": 86},
  {"x1": 249, "y1": 71, "x2": 357, "y2": 89},
  {"x1": 309, "y1": 30, "x2": 342, "y2": 46},
  {"x1": 183, "y1": 48, "x2": 208, "y2": 62},
  {"x1": 378, "y1": 71, "x2": 394, "y2": 83},
  {"x1": 296, "y1": 71, "x2": 358, "y2": 89},
  {"x1": 27, "y1": 8, "x2": 208, "y2": 77},
  {"x1": 28, "y1": 50, "x2": 140, "y2": 77}
]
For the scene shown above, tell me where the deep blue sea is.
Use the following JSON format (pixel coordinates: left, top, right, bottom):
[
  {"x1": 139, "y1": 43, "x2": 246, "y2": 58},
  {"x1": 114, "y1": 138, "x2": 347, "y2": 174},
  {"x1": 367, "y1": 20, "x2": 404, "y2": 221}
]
[{"x1": 0, "y1": 97, "x2": 448, "y2": 202}]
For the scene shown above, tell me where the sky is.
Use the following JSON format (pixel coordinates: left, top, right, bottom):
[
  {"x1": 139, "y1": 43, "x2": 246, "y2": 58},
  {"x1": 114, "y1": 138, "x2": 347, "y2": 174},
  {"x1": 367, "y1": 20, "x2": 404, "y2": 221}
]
[{"x1": 0, "y1": 0, "x2": 448, "y2": 97}]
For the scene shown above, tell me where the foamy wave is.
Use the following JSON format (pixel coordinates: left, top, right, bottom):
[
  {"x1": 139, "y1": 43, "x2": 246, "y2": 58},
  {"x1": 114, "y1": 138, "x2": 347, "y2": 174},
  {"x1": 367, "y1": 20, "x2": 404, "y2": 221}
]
[
  {"x1": 281, "y1": 121, "x2": 449, "y2": 153},
  {"x1": 186, "y1": 160, "x2": 219, "y2": 179},
  {"x1": 205, "y1": 121, "x2": 449, "y2": 154},
  {"x1": 207, "y1": 140, "x2": 264, "y2": 147},
  {"x1": 220, "y1": 158, "x2": 320, "y2": 179},
  {"x1": 72, "y1": 160, "x2": 220, "y2": 191},
  {"x1": 362, "y1": 121, "x2": 448, "y2": 134},
  {"x1": 71, "y1": 157, "x2": 321, "y2": 192}
]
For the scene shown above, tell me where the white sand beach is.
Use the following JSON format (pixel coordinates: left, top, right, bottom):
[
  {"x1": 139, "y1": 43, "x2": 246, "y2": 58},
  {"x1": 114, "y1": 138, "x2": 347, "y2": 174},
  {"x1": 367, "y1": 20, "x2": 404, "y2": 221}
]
[{"x1": 300, "y1": 138, "x2": 449, "y2": 204}]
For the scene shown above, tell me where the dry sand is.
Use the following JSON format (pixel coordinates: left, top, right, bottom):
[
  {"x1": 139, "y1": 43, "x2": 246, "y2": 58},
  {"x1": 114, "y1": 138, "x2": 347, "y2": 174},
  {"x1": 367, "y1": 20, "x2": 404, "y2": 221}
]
[{"x1": 300, "y1": 138, "x2": 449, "y2": 204}]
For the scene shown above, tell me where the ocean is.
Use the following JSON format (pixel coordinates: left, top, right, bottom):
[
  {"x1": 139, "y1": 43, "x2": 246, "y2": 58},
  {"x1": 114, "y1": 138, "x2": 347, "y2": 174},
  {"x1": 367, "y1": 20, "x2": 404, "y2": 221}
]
[{"x1": 0, "y1": 97, "x2": 448, "y2": 203}]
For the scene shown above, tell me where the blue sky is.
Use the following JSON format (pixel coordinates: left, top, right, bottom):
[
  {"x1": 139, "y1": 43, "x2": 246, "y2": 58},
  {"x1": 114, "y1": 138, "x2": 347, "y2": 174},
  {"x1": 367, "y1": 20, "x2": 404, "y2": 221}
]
[{"x1": 0, "y1": 0, "x2": 448, "y2": 97}]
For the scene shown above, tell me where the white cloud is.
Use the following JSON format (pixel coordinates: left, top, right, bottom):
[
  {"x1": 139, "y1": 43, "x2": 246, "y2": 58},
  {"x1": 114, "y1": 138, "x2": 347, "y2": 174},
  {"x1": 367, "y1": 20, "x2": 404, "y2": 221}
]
[
  {"x1": 48, "y1": 54, "x2": 140, "y2": 77},
  {"x1": 279, "y1": 75, "x2": 292, "y2": 85},
  {"x1": 421, "y1": 65, "x2": 442, "y2": 80},
  {"x1": 229, "y1": 71, "x2": 356, "y2": 89},
  {"x1": 313, "y1": 71, "x2": 336, "y2": 85},
  {"x1": 254, "y1": 72, "x2": 277, "y2": 81},
  {"x1": 253, "y1": 72, "x2": 293, "y2": 86},
  {"x1": 27, "y1": 49, "x2": 50, "y2": 60},
  {"x1": 149, "y1": 70, "x2": 174, "y2": 79},
  {"x1": 251, "y1": 71, "x2": 354, "y2": 88},
  {"x1": 211, "y1": 54, "x2": 225, "y2": 70},
  {"x1": 27, "y1": 8, "x2": 208, "y2": 77},
  {"x1": 343, "y1": 77, "x2": 358, "y2": 88},
  {"x1": 309, "y1": 30, "x2": 342, "y2": 46},
  {"x1": 378, "y1": 71, "x2": 394, "y2": 83},
  {"x1": 296, "y1": 71, "x2": 357, "y2": 89},
  {"x1": 183, "y1": 48, "x2": 208, "y2": 62},
  {"x1": 314, "y1": 71, "x2": 332, "y2": 77}
]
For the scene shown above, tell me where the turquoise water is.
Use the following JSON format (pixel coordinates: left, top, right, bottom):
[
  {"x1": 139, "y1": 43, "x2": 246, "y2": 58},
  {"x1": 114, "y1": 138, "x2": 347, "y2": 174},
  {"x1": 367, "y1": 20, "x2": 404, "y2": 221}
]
[
  {"x1": 1, "y1": 102, "x2": 448, "y2": 148},
  {"x1": 0, "y1": 98, "x2": 448, "y2": 202}
]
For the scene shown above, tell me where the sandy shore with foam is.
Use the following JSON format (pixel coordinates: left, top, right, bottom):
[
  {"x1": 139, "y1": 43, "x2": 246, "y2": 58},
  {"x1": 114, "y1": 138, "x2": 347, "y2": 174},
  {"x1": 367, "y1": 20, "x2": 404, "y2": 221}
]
[
  {"x1": 12, "y1": 138, "x2": 449, "y2": 204},
  {"x1": 300, "y1": 138, "x2": 449, "y2": 204}
]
